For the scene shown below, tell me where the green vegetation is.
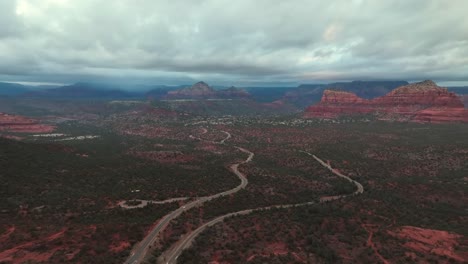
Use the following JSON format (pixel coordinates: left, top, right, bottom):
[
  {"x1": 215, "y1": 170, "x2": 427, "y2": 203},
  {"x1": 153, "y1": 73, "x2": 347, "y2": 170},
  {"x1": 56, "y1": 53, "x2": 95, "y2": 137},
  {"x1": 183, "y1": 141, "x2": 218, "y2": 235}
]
[{"x1": 1, "y1": 98, "x2": 467, "y2": 263}]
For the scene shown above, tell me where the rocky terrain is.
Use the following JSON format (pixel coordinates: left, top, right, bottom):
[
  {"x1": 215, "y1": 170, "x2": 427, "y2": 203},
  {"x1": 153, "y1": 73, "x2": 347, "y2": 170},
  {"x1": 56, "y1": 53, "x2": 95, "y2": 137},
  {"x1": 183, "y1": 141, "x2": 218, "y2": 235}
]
[
  {"x1": 165, "y1": 82, "x2": 250, "y2": 99},
  {"x1": 304, "y1": 80, "x2": 468, "y2": 123},
  {"x1": 152, "y1": 82, "x2": 299, "y2": 116},
  {"x1": 1, "y1": 102, "x2": 467, "y2": 263},
  {"x1": 0, "y1": 112, "x2": 55, "y2": 133}
]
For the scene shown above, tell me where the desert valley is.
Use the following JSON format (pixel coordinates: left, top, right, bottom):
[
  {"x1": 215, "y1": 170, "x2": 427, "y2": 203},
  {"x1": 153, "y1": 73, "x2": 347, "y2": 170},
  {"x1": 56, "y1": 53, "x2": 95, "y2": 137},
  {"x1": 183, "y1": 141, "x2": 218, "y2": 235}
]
[
  {"x1": 0, "y1": 79, "x2": 467, "y2": 263},
  {"x1": 2, "y1": 1, "x2": 468, "y2": 263}
]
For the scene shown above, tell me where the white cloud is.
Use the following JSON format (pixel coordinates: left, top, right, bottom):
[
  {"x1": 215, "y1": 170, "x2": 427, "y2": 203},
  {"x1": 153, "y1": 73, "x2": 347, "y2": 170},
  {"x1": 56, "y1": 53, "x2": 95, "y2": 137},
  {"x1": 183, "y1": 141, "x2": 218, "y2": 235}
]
[{"x1": 0, "y1": 0, "x2": 467, "y2": 85}]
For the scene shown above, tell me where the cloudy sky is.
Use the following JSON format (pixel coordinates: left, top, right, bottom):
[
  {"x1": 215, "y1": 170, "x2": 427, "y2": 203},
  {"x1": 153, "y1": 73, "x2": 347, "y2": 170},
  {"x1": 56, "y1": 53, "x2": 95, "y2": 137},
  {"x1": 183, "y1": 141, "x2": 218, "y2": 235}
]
[{"x1": 1, "y1": 0, "x2": 467, "y2": 86}]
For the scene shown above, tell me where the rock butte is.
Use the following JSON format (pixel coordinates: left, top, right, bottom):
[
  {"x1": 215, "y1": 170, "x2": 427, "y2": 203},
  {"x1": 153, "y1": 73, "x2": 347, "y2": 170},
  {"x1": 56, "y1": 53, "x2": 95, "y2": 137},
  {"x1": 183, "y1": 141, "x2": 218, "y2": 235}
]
[
  {"x1": 166, "y1": 81, "x2": 250, "y2": 99},
  {"x1": 304, "y1": 80, "x2": 468, "y2": 123}
]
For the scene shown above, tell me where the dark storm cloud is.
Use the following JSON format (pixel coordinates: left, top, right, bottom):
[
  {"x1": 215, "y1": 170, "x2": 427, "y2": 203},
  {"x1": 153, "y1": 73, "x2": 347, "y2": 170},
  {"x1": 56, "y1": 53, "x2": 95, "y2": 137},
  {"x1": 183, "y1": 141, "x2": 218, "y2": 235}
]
[{"x1": 1, "y1": 0, "x2": 467, "y2": 85}]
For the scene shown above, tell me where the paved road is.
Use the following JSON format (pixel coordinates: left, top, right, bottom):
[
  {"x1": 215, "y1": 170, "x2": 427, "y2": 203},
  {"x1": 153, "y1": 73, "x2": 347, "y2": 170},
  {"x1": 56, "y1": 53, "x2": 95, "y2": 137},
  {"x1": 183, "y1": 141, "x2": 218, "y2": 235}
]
[
  {"x1": 300, "y1": 150, "x2": 364, "y2": 201},
  {"x1": 124, "y1": 129, "x2": 251, "y2": 264},
  {"x1": 162, "y1": 152, "x2": 364, "y2": 264},
  {"x1": 219, "y1": 131, "x2": 232, "y2": 144},
  {"x1": 118, "y1": 197, "x2": 189, "y2": 209},
  {"x1": 188, "y1": 127, "x2": 231, "y2": 145}
]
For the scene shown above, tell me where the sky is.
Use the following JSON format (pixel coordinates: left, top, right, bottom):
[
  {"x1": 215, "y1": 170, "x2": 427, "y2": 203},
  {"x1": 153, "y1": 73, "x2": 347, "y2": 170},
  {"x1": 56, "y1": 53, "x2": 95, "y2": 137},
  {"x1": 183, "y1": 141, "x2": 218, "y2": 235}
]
[{"x1": 1, "y1": 0, "x2": 468, "y2": 87}]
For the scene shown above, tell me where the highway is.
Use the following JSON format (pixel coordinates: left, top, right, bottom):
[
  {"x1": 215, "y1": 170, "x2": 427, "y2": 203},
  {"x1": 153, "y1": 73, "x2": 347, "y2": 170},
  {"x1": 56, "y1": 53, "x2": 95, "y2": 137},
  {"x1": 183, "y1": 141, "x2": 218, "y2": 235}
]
[
  {"x1": 162, "y1": 152, "x2": 364, "y2": 264},
  {"x1": 124, "y1": 129, "x2": 252, "y2": 264}
]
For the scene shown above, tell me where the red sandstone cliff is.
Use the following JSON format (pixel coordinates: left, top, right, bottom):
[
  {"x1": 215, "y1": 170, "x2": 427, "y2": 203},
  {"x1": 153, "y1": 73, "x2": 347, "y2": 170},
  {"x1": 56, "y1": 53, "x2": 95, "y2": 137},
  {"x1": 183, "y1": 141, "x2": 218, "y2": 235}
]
[
  {"x1": 303, "y1": 90, "x2": 373, "y2": 118},
  {"x1": 304, "y1": 80, "x2": 468, "y2": 123}
]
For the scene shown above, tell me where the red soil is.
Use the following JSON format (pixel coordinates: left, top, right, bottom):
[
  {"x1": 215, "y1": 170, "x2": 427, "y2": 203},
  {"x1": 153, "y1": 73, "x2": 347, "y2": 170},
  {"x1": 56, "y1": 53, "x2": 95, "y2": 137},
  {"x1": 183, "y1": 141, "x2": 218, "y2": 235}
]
[
  {"x1": 362, "y1": 224, "x2": 390, "y2": 264},
  {"x1": 0, "y1": 228, "x2": 66, "y2": 264},
  {"x1": 246, "y1": 242, "x2": 293, "y2": 262},
  {"x1": 388, "y1": 226, "x2": 467, "y2": 262},
  {"x1": 197, "y1": 143, "x2": 227, "y2": 155},
  {"x1": 0, "y1": 112, "x2": 55, "y2": 133},
  {"x1": 266, "y1": 242, "x2": 288, "y2": 255},
  {"x1": 109, "y1": 241, "x2": 131, "y2": 253},
  {"x1": 0, "y1": 226, "x2": 16, "y2": 244},
  {"x1": 131, "y1": 150, "x2": 196, "y2": 163}
]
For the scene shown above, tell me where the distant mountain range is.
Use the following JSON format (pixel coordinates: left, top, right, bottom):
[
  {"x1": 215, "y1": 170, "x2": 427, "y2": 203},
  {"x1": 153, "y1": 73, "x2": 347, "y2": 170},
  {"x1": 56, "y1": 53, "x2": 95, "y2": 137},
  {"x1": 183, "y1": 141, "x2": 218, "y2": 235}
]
[
  {"x1": 1, "y1": 80, "x2": 467, "y2": 107},
  {"x1": 0, "y1": 82, "x2": 35, "y2": 96},
  {"x1": 23, "y1": 83, "x2": 137, "y2": 99},
  {"x1": 164, "y1": 81, "x2": 250, "y2": 99},
  {"x1": 448, "y1": 86, "x2": 468, "y2": 95}
]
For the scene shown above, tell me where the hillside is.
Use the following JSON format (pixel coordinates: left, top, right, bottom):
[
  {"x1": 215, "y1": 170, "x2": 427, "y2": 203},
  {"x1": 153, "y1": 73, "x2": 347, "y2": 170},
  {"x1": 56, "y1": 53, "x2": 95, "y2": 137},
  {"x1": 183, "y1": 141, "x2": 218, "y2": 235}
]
[
  {"x1": 165, "y1": 82, "x2": 250, "y2": 100},
  {"x1": 23, "y1": 83, "x2": 136, "y2": 99},
  {"x1": 0, "y1": 82, "x2": 32, "y2": 96}
]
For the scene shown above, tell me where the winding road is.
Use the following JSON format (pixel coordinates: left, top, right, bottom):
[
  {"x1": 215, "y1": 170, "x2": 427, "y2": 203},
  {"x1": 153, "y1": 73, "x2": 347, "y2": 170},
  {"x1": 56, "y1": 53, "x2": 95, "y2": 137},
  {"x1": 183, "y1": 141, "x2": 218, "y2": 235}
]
[
  {"x1": 124, "y1": 129, "x2": 252, "y2": 264},
  {"x1": 161, "y1": 151, "x2": 364, "y2": 264},
  {"x1": 118, "y1": 198, "x2": 189, "y2": 209},
  {"x1": 300, "y1": 150, "x2": 363, "y2": 201},
  {"x1": 124, "y1": 128, "x2": 364, "y2": 264}
]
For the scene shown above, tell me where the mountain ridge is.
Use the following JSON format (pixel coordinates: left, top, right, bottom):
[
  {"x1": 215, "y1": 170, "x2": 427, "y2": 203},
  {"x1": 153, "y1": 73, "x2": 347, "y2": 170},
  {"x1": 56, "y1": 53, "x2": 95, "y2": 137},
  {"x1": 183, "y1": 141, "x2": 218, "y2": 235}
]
[{"x1": 165, "y1": 82, "x2": 250, "y2": 99}]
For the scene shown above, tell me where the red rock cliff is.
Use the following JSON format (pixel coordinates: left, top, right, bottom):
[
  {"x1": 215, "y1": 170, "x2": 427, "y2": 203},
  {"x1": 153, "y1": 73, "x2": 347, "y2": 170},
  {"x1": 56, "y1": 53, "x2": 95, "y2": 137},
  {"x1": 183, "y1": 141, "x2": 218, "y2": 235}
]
[
  {"x1": 304, "y1": 80, "x2": 468, "y2": 123},
  {"x1": 304, "y1": 90, "x2": 373, "y2": 118}
]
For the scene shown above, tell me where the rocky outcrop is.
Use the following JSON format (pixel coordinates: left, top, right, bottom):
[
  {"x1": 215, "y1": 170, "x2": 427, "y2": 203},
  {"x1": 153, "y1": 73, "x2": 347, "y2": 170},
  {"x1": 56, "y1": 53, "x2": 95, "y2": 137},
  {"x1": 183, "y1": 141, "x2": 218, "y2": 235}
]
[
  {"x1": 304, "y1": 80, "x2": 468, "y2": 123},
  {"x1": 165, "y1": 82, "x2": 250, "y2": 99},
  {"x1": 372, "y1": 80, "x2": 463, "y2": 108},
  {"x1": 281, "y1": 81, "x2": 408, "y2": 108},
  {"x1": 304, "y1": 90, "x2": 374, "y2": 118},
  {"x1": 166, "y1": 81, "x2": 216, "y2": 98},
  {"x1": 0, "y1": 113, "x2": 55, "y2": 133}
]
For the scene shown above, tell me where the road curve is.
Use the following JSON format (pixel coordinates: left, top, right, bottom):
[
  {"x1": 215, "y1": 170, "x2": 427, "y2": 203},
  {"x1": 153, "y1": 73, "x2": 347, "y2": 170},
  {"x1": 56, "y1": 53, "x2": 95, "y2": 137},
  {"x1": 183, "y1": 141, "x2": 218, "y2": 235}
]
[
  {"x1": 300, "y1": 151, "x2": 364, "y2": 201},
  {"x1": 188, "y1": 127, "x2": 232, "y2": 145},
  {"x1": 118, "y1": 197, "x2": 189, "y2": 209},
  {"x1": 124, "y1": 130, "x2": 252, "y2": 264},
  {"x1": 162, "y1": 152, "x2": 364, "y2": 264}
]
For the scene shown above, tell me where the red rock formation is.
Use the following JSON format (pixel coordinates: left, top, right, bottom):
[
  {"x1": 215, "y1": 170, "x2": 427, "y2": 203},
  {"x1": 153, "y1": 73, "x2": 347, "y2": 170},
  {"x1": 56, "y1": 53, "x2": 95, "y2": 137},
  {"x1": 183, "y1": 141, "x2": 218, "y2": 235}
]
[
  {"x1": 166, "y1": 82, "x2": 250, "y2": 99},
  {"x1": 373, "y1": 80, "x2": 463, "y2": 108},
  {"x1": 0, "y1": 113, "x2": 55, "y2": 133},
  {"x1": 387, "y1": 226, "x2": 467, "y2": 262},
  {"x1": 413, "y1": 107, "x2": 468, "y2": 123},
  {"x1": 304, "y1": 90, "x2": 373, "y2": 118},
  {"x1": 167, "y1": 81, "x2": 217, "y2": 98},
  {"x1": 304, "y1": 80, "x2": 468, "y2": 123}
]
